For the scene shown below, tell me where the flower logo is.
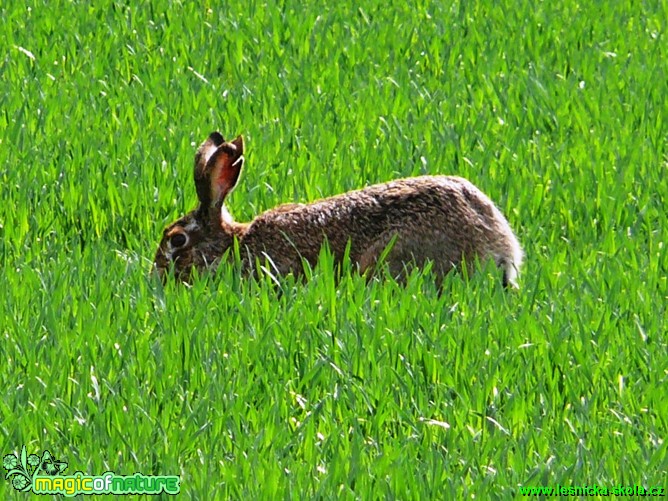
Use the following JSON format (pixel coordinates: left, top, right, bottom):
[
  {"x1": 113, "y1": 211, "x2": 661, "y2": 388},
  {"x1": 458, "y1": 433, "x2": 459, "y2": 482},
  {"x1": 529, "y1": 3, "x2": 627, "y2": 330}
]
[
  {"x1": 3, "y1": 446, "x2": 68, "y2": 493},
  {"x1": 2, "y1": 454, "x2": 17, "y2": 471},
  {"x1": 27, "y1": 454, "x2": 40, "y2": 467}
]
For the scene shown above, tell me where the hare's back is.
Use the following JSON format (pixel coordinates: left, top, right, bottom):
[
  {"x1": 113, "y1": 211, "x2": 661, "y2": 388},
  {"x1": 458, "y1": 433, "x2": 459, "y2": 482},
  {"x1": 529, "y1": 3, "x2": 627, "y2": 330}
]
[{"x1": 361, "y1": 175, "x2": 499, "y2": 221}]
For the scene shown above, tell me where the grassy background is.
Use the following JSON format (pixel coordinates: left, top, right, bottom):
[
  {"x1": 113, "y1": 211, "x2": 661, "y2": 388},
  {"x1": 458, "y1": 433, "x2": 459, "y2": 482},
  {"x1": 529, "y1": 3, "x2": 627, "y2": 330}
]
[{"x1": 1, "y1": 0, "x2": 666, "y2": 498}]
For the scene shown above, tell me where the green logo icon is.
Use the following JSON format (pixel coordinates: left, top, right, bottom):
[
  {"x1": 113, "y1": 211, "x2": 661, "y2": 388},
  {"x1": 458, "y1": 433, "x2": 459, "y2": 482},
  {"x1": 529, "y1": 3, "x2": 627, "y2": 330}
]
[
  {"x1": 3, "y1": 446, "x2": 67, "y2": 492},
  {"x1": 4, "y1": 445, "x2": 180, "y2": 496}
]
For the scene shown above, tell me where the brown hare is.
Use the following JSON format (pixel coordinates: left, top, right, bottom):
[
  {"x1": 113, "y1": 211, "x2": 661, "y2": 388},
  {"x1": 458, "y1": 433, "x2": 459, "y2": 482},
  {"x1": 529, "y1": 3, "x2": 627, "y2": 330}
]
[{"x1": 154, "y1": 132, "x2": 523, "y2": 287}]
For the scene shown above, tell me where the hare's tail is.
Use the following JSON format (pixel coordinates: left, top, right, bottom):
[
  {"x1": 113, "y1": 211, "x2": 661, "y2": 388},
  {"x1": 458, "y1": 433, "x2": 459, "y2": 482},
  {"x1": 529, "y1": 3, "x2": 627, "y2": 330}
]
[{"x1": 499, "y1": 238, "x2": 523, "y2": 289}]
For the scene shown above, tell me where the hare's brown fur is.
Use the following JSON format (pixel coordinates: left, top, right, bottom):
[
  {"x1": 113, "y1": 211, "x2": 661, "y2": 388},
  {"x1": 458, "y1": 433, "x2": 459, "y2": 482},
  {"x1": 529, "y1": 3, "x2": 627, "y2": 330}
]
[{"x1": 154, "y1": 133, "x2": 523, "y2": 286}]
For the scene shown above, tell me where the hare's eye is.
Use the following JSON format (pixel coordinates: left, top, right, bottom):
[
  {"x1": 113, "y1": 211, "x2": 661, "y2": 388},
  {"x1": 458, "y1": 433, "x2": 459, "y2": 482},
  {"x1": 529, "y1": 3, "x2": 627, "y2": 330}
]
[{"x1": 170, "y1": 233, "x2": 187, "y2": 248}]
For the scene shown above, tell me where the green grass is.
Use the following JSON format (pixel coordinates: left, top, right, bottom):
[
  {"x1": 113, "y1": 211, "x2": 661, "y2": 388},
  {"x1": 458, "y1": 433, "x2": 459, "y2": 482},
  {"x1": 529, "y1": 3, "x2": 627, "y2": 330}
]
[{"x1": 1, "y1": 0, "x2": 666, "y2": 498}]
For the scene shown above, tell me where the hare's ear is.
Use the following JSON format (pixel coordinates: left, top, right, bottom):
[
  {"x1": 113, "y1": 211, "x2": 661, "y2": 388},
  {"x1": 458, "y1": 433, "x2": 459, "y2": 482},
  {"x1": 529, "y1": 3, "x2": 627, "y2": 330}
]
[
  {"x1": 196, "y1": 135, "x2": 245, "y2": 215},
  {"x1": 194, "y1": 132, "x2": 225, "y2": 200}
]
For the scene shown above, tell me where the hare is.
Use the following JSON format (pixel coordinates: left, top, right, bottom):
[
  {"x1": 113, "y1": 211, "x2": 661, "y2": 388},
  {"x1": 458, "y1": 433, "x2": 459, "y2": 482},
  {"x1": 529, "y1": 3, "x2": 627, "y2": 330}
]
[{"x1": 154, "y1": 132, "x2": 523, "y2": 287}]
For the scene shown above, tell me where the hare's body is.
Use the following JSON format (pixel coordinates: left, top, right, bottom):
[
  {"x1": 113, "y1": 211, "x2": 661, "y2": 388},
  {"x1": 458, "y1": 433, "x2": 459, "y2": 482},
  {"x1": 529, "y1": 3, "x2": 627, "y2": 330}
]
[
  {"x1": 154, "y1": 133, "x2": 523, "y2": 286},
  {"x1": 236, "y1": 176, "x2": 521, "y2": 284}
]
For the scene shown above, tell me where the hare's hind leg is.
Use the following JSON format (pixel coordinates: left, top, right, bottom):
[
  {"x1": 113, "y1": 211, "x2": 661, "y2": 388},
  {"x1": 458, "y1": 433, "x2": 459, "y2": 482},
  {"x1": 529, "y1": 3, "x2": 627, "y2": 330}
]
[{"x1": 357, "y1": 233, "x2": 416, "y2": 282}]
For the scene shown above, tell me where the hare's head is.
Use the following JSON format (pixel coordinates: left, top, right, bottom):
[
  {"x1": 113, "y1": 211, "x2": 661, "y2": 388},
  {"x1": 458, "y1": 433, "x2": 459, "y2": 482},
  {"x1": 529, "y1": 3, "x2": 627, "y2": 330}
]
[{"x1": 154, "y1": 132, "x2": 245, "y2": 282}]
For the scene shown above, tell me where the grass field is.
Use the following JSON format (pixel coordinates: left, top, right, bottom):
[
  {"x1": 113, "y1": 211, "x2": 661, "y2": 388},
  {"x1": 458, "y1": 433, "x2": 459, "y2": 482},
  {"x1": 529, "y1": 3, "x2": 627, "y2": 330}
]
[{"x1": 1, "y1": 0, "x2": 666, "y2": 498}]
